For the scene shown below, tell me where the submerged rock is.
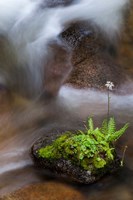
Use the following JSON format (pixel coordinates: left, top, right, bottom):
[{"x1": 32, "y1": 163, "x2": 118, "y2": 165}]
[
  {"x1": 31, "y1": 134, "x2": 121, "y2": 184},
  {"x1": 1, "y1": 182, "x2": 84, "y2": 200}
]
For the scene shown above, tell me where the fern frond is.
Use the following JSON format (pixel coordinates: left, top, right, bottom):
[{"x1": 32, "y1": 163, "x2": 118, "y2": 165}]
[
  {"x1": 92, "y1": 128, "x2": 105, "y2": 143},
  {"x1": 107, "y1": 123, "x2": 129, "y2": 142},
  {"x1": 78, "y1": 130, "x2": 85, "y2": 135},
  {"x1": 88, "y1": 118, "x2": 94, "y2": 132},
  {"x1": 108, "y1": 118, "x2": 116, "y2": 135},
  {"x1": 101, "y1": 119, "x2": 108, "y2": 134}
]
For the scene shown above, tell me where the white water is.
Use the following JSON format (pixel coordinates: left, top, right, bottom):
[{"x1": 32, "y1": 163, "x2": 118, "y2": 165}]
[
  {"x1": 0, "y1": 85, "x2": 133, "y2": 196},
  {"x1": 0, "y1": 0, "x2": 129, "y2": 93},
  {"x1": 1, "y1": 85, "x2": 133, "y2": 171},
  {"x1": 0, "y1": 0, "x2": 132, "y2": 197}
]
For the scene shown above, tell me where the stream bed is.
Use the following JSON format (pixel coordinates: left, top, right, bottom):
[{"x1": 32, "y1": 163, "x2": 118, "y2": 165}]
[{"x1": 0, "y1": 86, "x2": 133, "y2": 199}]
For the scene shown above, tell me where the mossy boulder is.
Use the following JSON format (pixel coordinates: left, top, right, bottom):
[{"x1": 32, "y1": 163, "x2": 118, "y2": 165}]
[
  {"x1": 31, "y1": 138, "x2": 120, "y2": 184},
  {"x1": 31, "y1": 118, "x2": 128, "y2": 184}
]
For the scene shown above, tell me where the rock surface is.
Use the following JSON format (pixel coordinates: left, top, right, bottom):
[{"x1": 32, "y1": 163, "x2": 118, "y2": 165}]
[
  {"x1": 1, "y1": 182, "x2": 84, "y2": 200},
  {"x1": 1, "y1": 1, "x2": 133, "y2": 200},
  {"x1": 118, "y1": 0, "x2": 133, "y2": 77},
  {"x1": 62, "y1": 23, "x2": 125, "y2": 89},
  {"x1": 31, "y1": 135, "x2": 121, "y2": 184}
]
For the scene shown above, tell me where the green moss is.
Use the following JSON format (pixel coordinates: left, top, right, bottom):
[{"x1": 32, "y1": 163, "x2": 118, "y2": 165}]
[
  {"x1": 38, "y1": 118, "x2": 129, "y2": 172},
  {"x1": 38, "y1": 145, "x2": 54, "y2": 159}
]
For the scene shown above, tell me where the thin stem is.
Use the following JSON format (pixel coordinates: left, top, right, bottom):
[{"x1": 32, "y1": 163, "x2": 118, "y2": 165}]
[
  {"x1": 121, "y1": 145, "x2": 128, "y2": 167},
  {"x1": 107, "y1": 89, "x2": 110, "y2": 122}
]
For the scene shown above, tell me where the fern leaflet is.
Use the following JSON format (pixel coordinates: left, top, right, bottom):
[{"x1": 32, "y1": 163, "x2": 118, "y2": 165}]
[
  {"x1": 101, "y1": 119, "x2": 108, "y2": 134},
  {"x1": 108, "y1": 118, "x2": 116, "y2": 135},
  {"x1": 88, "y1": 118, "x2": 94, "y2": 133},
  {"x1": 107, "y1": 123, "x2": 129, "y2": 142}
]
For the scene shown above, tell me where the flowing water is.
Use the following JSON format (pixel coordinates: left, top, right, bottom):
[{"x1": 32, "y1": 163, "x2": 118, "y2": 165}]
[
  {"x1": 0, "y1": 85, "x2": 133, "y2": 199},
  {"x1": 0, "y1": 0, "x2": 133, "y2": 199}
]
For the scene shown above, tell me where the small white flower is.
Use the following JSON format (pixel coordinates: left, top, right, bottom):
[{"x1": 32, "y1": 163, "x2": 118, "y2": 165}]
[{"x1": 105, "y1": 81, "x2": 114, "y2": 90}]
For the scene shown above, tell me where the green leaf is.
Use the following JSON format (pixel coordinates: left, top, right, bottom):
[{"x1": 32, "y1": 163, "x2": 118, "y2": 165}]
[
  {"x1": 37, "y1": 117, "x2": 129, "y2": 171},
  {"x1": 101, "y1": 119, "x2": 108, "y2": 134},
  {"x1": 88, "y1": 118, "x2": 94, "y2": 132},
  {"x1": 94, "y1": 157, "x2": 106, "y2": 168},
  {"x1": 93, "y1": 128, "x2": 105, "y2": 142},
  {"x1": 78, "y1": 130, "x2": 85, "y2": 135},
  {"x1": 108, "y1": 117, "x2": 116, "y2": 135},
  {"x1": 79, "y1": 153, "x2": 84, "y2": 160},
  {"x1": 108, "y1": 123, "x2": 129, "y2": 142},
  {"x1": 106, "y1": 148, "x2": 114, "y2": 160}
]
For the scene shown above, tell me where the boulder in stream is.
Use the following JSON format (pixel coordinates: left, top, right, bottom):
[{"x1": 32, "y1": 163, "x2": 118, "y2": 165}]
[{"x1": 31, "y1": 118, "x2": 127, "y2": 184}]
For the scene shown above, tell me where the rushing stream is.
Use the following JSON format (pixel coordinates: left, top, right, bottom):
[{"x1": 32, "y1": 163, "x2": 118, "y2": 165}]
[
  {"x1": 0, "y1": 0, "x2": 132, "y2": 199},
  {"x1": 0, "y1": 85, "x2": 133, "y2": 198}
]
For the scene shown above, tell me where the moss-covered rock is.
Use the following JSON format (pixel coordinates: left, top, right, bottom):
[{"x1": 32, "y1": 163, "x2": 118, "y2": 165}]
[
  {"x1": 31, "y1": 136, "x2": 120, "y2": 184},
  {"x1": 31, "y1": 118, "x2": 128, "y2": 184}
]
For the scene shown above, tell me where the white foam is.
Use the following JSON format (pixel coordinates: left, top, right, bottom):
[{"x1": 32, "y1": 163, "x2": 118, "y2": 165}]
[
  {"x1": 0, "y1": 0, "x2": 129, "y2": 93},
  {"x1": 59, "y1": 86, "x2": 133, "y2": 120},
  {"x1": 0, "y1": 160, "x2": 32, "y2": 175}
]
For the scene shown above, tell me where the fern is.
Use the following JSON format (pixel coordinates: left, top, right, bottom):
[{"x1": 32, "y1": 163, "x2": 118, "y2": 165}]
[
  {"x1": 38, "y1": 117, "x2": 129, "y2": 171},
  {"x1": 101, "y1": 119, "x2": 108, "y2": 134},
  {"x1": 93, "y1": 128, "x2": 105, "y2": 142},
  {"x1": 108, "y1": 118, "x2": 116, "y2": 135},
  {"x1": 107, "y1": 123, "x2": 129, "y2": 142},
  {"x1": 88, "y1": 118, "x2": 94, "y2": 133}
]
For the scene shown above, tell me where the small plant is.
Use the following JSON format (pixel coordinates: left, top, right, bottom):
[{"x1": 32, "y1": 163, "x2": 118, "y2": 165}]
[
  {"x1": 105, "y1": 81, "x2": 128, "y2": 165},
  {"x1": 38, "y1": 118, "x2": 129, "y2": 173}
]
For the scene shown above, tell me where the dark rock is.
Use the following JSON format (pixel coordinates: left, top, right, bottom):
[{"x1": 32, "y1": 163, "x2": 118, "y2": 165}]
[
  {"x1": 31, "y1": 135, "x2": 121, "y2": 184},
  {"x1": 61, "y1": 22, "x2": 126, "y2": 90}
]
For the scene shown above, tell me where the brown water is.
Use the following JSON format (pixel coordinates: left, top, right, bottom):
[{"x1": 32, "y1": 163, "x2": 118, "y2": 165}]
[{"x1": 0, "y1": 85, "x2": 133, "y2": 199}]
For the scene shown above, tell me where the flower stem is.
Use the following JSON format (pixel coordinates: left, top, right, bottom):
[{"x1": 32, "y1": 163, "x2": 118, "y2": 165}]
[{"x1": 107, "y1": 89, "x2": 110, "y2": 122}]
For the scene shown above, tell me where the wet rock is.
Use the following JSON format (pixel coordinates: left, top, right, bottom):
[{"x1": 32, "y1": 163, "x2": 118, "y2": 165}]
[
  {"x1": 31, "y1": 135, "x2": 121, "y2": 184},
  {"x1": 118, "y1": 0, "x2": 133, "y2": 78},
  {"x1": 61, "y1": 22, "x2": 126, "y2": 90},
  {"x1": 1, "y1": 182, "x2": 84, "y2": 200},
  {"x1": 44, "y1": 0, "x2": 133, "y2": 90},
  {"x1": 87, "y1": 185, "x2": 133, "y2": 200}
]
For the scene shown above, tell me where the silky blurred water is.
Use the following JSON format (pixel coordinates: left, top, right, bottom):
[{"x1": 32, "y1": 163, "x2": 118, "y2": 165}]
[
  {"x1": 0, "y1": 0, "x2": 131, "y2": 198},
  {"x1": 0, "y1": 84, "x2": 133, "y2": 199}
]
